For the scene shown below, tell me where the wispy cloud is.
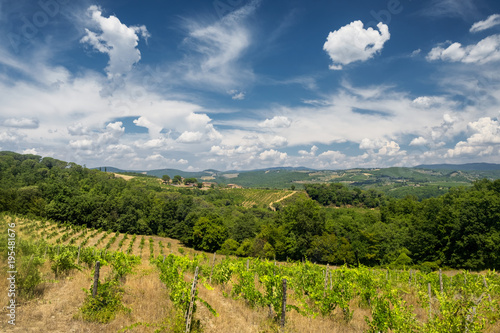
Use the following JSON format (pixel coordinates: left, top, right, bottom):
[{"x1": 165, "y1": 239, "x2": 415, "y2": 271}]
[
  {"x1": 427, "y1": 35, "x2": 500, "y2": 64},
  {"x1": 470, "y1": 14, "x2": 500, "y2": 33},
  {"x1": 421, "y1": 0, "x2": 479, "y2": 20},
  {"x1": 173, "y1": 0, "x2": 260, "y2": 91}
]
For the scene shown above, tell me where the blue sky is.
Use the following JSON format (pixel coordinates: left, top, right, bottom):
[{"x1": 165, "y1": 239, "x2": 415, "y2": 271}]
[{"x1": 1, "y1": 0, "x2": 500, "y2": 171}]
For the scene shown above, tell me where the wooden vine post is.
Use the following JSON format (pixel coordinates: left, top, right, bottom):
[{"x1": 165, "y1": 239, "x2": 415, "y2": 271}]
[
  {"x1": 92, "y1": 261, "x2": 100, "y2": 298},
  {"x1": 324, "y1": 264, "x2": 329, "y2": 297},
  {"x1": 439, "y1": 269, "x2": 443, "y2": 293},
  {"x1": 281, "y1": 278, "x2": 287, "y2": 331},
  {"x1": 185, "y1": 266, "x2": 200, "y2": 333},
  {"x1": 77, "y1": 245, "x2": 81, "y2": 264},
  {"x1": 483, "y1": 275, "x2": 493, "y2": 310},
  {"x1": 427, "y1": 283, "x2": 432, "y2": 320}
]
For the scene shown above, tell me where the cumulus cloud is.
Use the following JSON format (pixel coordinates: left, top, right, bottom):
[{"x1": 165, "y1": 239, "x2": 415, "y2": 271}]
[
  {"x1": 446, "y1": 117, "x2": 500, "y2": 157},
  {"x1": 470, "y1": 14, "x2": 500, "y2": 33},
  {"x1": 427, "y1": 35, "x2": 500, "y2": 64},
  {"x1": 22, "y1": 148, "x2": 39, "y2": 155},
  {"x1": 177, "y1": 131, "x2": 204, "y2": 143},
  {"x1": 133, "y1": 117, "x2": 163, "y2": 138},
  {"x1": 360, "y1": 138, "x2": 405, "y2": 156},
  {"x1": 410, "y1": 136, "x2": 428, "y2": 146},
  {"x1": 259, "y1": 149, "x2": 288, "y2": 163},
  {"x1": 318, "y1": 150, "x2": 346, "y2": 162},
  {"x1": 69, "y1": 121, "x2": 125, "y2": 152},
  {"x1": 359, "y1": 138, "x2": 386, "y2": 150},
  {"x1": 299, "y1": 145, "x2": 319, "y2": 156},
  {"x1": 81, "y1": 5, "x2": 149, "y2": 78},
  {"x1": 67, "y1": 123, "x2": 91, "y2": 136},
  {"x1": 259, "y1": 116, "x2": 292, "y2": 128},
  {"x1": 323, "y1": 21, "x2": 390, "y2": 70}
]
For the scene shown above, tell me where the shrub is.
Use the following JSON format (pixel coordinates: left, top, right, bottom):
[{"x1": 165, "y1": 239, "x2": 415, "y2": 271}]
[
  {"x1": 78, "y1": 278, "x2": 128, "y2": 323},
  {"x1": 51, "y1": 249, "x2": 81, "y2": 277}
]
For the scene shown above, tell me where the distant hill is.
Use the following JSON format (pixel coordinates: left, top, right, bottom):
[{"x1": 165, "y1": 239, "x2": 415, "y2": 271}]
[
  {"x1": 414, "y1": 163, "x2": 500, "y2": 171},
  {"x1": 94, "y1": 163, "x2": 500, "y2": 199}
]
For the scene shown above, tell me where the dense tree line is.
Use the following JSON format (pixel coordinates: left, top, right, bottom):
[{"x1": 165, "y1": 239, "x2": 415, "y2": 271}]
[
  {"x1": 1, "y1": 152, "x2": 499, "y2": 271},
  {"x1": 304, "y1": 183, "x2": 386, "y2": 208}
]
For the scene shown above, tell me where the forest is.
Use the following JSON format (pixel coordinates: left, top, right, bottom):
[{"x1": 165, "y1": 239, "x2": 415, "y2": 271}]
[{"x1": 1, "y1": 151, "x2": 499, "y2": 271}]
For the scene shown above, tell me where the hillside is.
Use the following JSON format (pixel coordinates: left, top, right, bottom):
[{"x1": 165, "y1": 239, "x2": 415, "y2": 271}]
[
  {"x1": 97, "y1": 162, "x2": 500, "y2": 199},
  {"x1": 2, "y1": 152, "x2": 500, "y2": 331},
  {"x1": 414, "y1": 163, "x2": 500, "y2": 171},
  {"x1": 2, "y1": 215, "x2": 499, "y2": 333}
]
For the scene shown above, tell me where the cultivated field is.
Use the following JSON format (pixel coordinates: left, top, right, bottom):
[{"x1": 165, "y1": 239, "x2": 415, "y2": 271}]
[{"x1": 1, "y1": 214, "x2": 499, "y2": 333}]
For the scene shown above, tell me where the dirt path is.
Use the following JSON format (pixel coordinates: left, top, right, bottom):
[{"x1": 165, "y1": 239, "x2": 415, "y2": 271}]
[
  {"x1": 113, "y1": 173, "x2": 135, "y2": 181},
  {"x1": 269, "y1": 191, "x2": 297, "y2": 211}
]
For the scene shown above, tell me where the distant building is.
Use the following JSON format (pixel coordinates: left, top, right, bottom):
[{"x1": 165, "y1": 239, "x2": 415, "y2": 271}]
[{"x1": 227, "y1": 184, "x2": 243, "y2": 189}]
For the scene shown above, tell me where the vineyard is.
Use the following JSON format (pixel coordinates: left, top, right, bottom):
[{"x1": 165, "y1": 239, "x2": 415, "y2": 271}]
[
  {"x1": 1, "y1": 214, "x2": 499, "y2": 332},
  {"x1": 225, "y1": 189, "x2": 301, "y2": 208}
]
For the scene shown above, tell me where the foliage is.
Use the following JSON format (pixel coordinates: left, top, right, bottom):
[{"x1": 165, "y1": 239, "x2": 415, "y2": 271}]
[
  {"x1": 1, "y1": 152, "x2": 500, "y2": 271},
  {"x1": 50, "y1": 249, "x2": 82, "y2": 277},
  {"x1": 78, "y1": 277, "x2": 128, "y2": 323}
]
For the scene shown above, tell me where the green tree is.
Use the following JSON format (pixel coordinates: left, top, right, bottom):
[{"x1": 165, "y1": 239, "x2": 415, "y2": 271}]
[
  {"x1": 172, "y1": 175, "x2": 182, "y2": 184},
  {"x1": 192, "y1": 215, "x2": 228, "y2": 252},
  {"x1": 162, "y1": 175, "x2": 171, "y2": 183},
  {"x1": 184, "y1": 177, "x2": 198, "y2": 185}
]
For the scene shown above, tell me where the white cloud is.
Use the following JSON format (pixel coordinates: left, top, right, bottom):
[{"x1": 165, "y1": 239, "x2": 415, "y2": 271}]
[
  {"x1": 359, "y1": 138, "x2": 405, "y2": 157},
  {"x1": 69, "y1": 121, "x2": 124, "y2": 152},
  {"x1": 323, "y1": 21, "x2": 390, "y2": 70},
  {"x1": 80, "y1": 5, "x2": 149, "y2": 78},
  {"x1": 259, "y1": 149, "x2": 288, "y2": 162},
  {"x1": 22, "y1": 148, "x2": 39, "y2": 155},
  {"x1": 229, "y1": 90, "x2": 245, "y2": 100},
  {"x1": 318, "y1": 150, "x2": 346, "y2": 162},
  {"x1": 410, "y1": 137, "x2": 428, "y2": 146},
  {"x1": 145, "y1": 154, "x2": 189, "y2": 165},
  {"x1": 177, "y1": 1, "x2": 258, "y2": 90},
  {"x1": 427, "y1": 35, "x2": 500, "y2": 64},
  {"x1": 3, "y1": 117, "x2": 39, "y2": 129},
  {"x1": 446, "y1": 117, "x2": 500, "y2": 158},
  {"x1": 259, "y1": 116, "x2": 292, "y2": 128},
  {"x1": 267, "y1": 135, "x2": 288, "y2": 148},
  {"x1": 138, "y1": 138, "x2": 171, "y2": 149},
  {"x1": 133, "y1": 117, "x2": 163, "y2": 138},
  {"x1": 299, "y1": 145, "x2": 318, "y2": 156},
  {"x1": 412, "y1": 96, "x2": 454, "y2": 109},
  {"x1": 411, "y1": 49, "x2": 422, "y2": 57},
  {"x1": 177, "y1": 131, "x2": 204, "y2": 143},
  {"x1": 68, "y1": 123, "x2": 91, "y2": 136},
  {"x1": 378, "y1": 141, "x2": 404, "y2": 156},
  {"x1": 470, "y1": 14, "x2": 500, "y2": 33},
  {"x1": 0, "y1": 130, "x2": 25, "y2": 143},
  {"x1": 359, "y1": 138, "x2": 386, "y2": 150}
]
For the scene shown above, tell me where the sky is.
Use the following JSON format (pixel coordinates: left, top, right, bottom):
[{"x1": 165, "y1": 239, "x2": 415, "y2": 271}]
[{"x1": 1, "y1": 0, "x2": 500, "y2": 171}]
